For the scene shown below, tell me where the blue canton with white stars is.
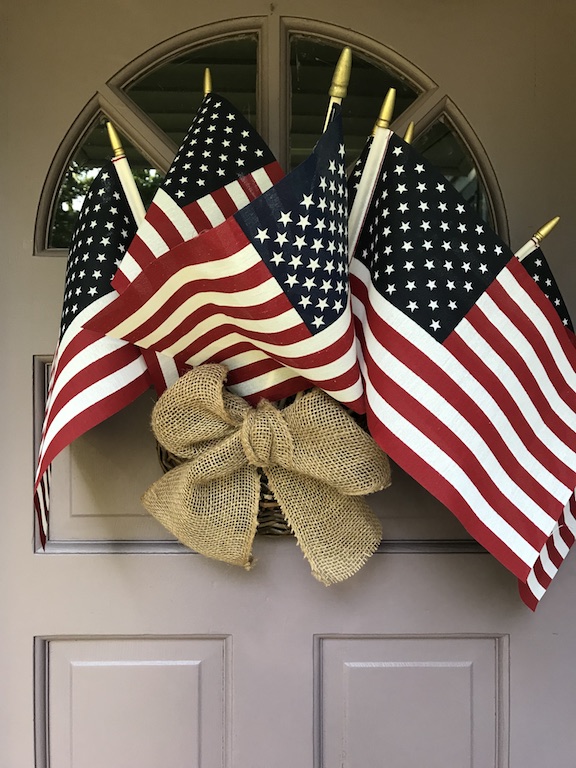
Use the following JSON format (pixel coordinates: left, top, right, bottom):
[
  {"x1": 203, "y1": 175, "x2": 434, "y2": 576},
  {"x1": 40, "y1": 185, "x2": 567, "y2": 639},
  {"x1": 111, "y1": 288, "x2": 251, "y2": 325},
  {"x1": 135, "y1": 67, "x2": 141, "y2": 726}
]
[
  {"x1": 161, "y1": 92, "x2": 278, "y2": 205},
  {"x1": 235, "y1": 111, "x2": 348, "y2": 333},
  {"x1": 521, "y1": 247, "x2": 573, "y2": 331},
  {"x1": 351, "y1": 132, "x2": 514, "y2": 343},
  {"x1": 61, "y1": 161, "x2": 136, "y2": 338}
]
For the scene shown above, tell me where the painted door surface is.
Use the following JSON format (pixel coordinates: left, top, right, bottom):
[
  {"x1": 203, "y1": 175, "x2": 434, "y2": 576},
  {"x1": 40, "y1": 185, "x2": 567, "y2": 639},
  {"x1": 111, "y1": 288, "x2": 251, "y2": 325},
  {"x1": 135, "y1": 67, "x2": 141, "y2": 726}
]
[{"x1": 2, "y1": 2, "x2": 576, "y2": 766}]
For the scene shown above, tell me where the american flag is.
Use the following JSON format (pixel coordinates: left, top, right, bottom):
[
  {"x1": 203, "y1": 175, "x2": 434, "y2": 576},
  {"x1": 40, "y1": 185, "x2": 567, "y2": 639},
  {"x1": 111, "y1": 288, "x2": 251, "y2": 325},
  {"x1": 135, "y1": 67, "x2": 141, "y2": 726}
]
[
  {"x1": 349, "y1": 129, "x2": 576, "y2": 608},
  {"x1": 111, "y1": 92, "x2": 301, "y2": 397},
  {"x1": 34, "y1": 162, "x2": 151, "y2": 545},
  {"x1": 86, "y1": 108, "x2": 364, "y2": 410},
  {"x1": 515, "y1": 246, "x2": 576, "y2": 607}
]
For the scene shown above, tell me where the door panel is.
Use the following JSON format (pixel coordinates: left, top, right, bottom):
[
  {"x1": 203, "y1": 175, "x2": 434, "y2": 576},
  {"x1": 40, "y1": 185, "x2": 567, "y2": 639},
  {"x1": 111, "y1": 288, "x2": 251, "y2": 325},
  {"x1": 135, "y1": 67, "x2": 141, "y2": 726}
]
[{"x1": 3, "y1": 2, "x2": 576, "y2": 767}]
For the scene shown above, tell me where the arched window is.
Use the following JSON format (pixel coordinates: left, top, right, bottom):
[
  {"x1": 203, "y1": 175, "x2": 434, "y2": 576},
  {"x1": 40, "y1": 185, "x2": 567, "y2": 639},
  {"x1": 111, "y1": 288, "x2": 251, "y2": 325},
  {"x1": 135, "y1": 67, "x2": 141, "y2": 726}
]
[{"x1": 35, "y1": 19, "x2": 507, "y2": 254}]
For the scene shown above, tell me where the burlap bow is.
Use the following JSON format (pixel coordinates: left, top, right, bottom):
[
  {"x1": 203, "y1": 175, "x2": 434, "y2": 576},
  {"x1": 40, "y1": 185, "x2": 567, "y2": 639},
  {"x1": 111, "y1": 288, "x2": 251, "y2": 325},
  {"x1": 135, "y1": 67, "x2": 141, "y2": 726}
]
[{"x1": 143, "y1": 364, "x2": 391, "y2": 584}]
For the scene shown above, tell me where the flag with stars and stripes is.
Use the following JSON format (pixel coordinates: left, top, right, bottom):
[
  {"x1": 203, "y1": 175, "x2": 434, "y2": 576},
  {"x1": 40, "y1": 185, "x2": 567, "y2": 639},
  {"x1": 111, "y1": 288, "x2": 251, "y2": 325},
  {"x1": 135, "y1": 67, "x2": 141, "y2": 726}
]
[
  {"x1": 86, "y1": 108, "x2": 364, "y2": 410},
  {"x1": 515, "y1": 245, "x2": 576, "y2": 607},
  {"x1": 349, "y1": 128, "x2": 576, "y2": 608},
  {"x1": 34, "y1": 162, "x2": 152, "y2": 546},
  {"x1": 110, "y1": 92, "x2": 301, "y2": 397}
]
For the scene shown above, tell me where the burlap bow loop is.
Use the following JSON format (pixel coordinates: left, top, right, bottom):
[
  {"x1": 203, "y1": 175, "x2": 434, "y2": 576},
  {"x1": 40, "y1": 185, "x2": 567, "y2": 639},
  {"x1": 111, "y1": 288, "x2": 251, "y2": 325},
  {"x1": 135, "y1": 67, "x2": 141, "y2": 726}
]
[{"x1": 143, "y1": 364, "x2": 392, "y2": 584}]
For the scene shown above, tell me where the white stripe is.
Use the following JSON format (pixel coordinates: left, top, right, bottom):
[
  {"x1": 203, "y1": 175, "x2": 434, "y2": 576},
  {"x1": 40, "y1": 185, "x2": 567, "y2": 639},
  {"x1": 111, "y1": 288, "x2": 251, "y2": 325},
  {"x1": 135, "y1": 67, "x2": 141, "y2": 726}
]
[
  {"x1": 524, "y1": 569, "x2": 546, "y2": 601},
  {"x1": 114, "y1": 254, "x2": 142, "y2": 285},
  {"x1": 40, "y1": 357, "x2": 147, "y2": 458},
  {"x1": 224, "y1": 179, "x2": 251, "y2": 211},
  {"x1": 134, "y1": 218, "x2": 168, "y2": 257},
  {"x1": 351, "y1": 261, "x2": 571, "y2": 503},
  {"x1": 156, "y1": 353, "x2": 180, "y2": 390},
  {"x1": 154, "y1": 188, "x2": 199, "y2": 241},
  {"x1": 197, "y1": 195, "x2": 227, "y2": 227},
  {"x1": 250, "y1": 166, "x2": 276, "y2": 194},
  {"x1": 563, "y1": 501, "x2": 576, "y2": 536}
]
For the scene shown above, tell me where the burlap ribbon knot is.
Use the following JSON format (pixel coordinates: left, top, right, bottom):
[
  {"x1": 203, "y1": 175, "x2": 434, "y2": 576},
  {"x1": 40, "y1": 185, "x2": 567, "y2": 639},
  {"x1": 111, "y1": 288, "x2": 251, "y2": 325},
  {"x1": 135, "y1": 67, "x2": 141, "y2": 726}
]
[{"x1": 143, "y1": 364, "x2": 391, "y2": 584}]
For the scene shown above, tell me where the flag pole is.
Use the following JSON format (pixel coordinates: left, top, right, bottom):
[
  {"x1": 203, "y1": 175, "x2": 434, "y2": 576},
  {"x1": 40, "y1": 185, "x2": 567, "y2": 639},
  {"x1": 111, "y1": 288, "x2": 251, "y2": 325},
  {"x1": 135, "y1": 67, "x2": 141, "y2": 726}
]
[
  {"x1": 322, "y1": 47, "x2": 352, "y2": 132},
  {"x1": 515, "y1": 216, "x2": 560, "y2": 261},
  {"x1": 105, "y1": 121, "x2": 146, "y2": 226},
  {"x1": 348, "y1": 88, "x2": 396, "y2": 260}
]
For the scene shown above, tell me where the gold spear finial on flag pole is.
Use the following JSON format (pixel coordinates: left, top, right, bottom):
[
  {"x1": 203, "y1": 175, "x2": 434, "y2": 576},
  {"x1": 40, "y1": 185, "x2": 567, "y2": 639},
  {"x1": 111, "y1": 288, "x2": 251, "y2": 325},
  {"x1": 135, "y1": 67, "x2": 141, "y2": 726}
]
[
  {"x1": 323, "y1": 46, "x2": 352, "y2": 132},
  {"x1": 204, "y1": 67, "x2": 212, "y2": 96},
  {"x1": 106, "y1": 121, "x2": 124, "y2": 159},
  {"x1": 105, "y1": 121, "x2": 146, "y2": 225},
  {"x1": 534, "y1": 216, "x2": 560, "y2": 243},
  {"x1": 372, "y1": 88, "x2": 396, "y2": 133},
  {"x1": 403, "y1": 121, "x2": 415, "y2": 144},
  {"x1": 515, "y1": 216, "x2": 560, "y2": 261}
]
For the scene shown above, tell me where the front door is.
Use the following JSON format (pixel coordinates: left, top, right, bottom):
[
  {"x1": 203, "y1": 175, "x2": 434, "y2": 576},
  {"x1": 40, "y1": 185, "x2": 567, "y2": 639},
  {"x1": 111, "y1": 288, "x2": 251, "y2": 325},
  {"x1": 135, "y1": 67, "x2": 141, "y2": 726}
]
[{"x1": 3, "y1": 3, "x2": 576, "y2": 767}]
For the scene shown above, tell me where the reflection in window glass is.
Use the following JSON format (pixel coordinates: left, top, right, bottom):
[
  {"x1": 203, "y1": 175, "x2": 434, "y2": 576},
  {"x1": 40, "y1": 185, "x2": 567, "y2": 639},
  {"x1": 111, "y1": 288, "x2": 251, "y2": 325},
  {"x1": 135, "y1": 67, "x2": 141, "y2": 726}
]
[
  {"x1": 49, "y1": 120, "x2": 161, "y2": 249},
  {"x1": 289, "y1": 37, "x2": 420, "y2": 169},
  {"x1": 126, "y1": 36, "x2": 258, "y2": 148},
  {"x1": 413, "y1": 119, "x2": 492, "y2": 225}
]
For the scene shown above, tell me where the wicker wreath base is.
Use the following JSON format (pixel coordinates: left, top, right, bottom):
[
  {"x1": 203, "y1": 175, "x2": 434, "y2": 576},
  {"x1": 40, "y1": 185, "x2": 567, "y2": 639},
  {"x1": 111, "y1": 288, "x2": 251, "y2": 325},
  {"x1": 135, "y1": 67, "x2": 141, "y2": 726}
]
[{"x1": 156, "y1": 443, "x2": 292, "y2": 536}]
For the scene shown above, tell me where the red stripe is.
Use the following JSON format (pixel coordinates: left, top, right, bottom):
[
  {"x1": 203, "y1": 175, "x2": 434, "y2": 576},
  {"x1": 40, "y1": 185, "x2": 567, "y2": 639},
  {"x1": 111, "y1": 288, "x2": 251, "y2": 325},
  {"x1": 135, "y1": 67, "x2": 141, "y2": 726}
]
[
  {"x1": 42, "y1": 339, "x2": 145, "y2": 429},
  {"x1": 35, "y1": 372, "x2": 150, "y2": 492},
  {"x1": 180, "y1": 199, "x2": 212, "y2": 233}
]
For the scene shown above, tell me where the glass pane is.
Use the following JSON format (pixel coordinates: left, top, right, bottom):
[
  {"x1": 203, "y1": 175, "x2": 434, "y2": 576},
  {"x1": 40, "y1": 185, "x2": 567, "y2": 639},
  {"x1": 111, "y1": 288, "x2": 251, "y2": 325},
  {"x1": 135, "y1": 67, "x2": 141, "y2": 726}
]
[
  {"x1": 48, "y1": 120, "x2": 162, "y2": 249},
  {"x1": 289, "y1": 37, "x2": 420, "y2": 169},
  {"x1": 125, "y1": 36, "x2": 258, "y2": 148},
  {"x1": 413, "y1": 119, "x2": 493, "y2": 226}
]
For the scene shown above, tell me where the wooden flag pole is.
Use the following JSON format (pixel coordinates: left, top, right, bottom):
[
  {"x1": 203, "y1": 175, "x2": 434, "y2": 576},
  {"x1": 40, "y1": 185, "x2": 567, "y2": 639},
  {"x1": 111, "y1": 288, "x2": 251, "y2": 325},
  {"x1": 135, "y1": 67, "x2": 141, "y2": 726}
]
[
  {"x1": 515, "y1": 216, "x2": 560, "y2": 261},
  {"x1": 348, "y1": 88, "x2": 396, "y2": 260},
  {"x1": 322, "y1": 46, "x2": 352, "y2": 132},
  {"x1": 105, "y1": 122, "x2": 146, "y2": 226}
]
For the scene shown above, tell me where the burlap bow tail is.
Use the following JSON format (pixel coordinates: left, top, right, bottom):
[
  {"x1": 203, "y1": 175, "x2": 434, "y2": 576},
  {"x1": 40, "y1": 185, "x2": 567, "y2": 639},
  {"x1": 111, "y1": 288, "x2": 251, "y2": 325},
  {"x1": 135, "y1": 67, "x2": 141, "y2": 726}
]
[{"x1": 144, "y1": 364, "x2": 391, "y2": 584}]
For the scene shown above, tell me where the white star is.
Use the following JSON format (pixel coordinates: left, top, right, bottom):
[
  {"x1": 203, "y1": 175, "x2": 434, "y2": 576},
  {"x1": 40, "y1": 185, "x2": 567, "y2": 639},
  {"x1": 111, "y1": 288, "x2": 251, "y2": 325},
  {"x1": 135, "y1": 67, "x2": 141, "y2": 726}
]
[
  {"x1": 289, "y1": 254, "x2": 303, "y2": 269},
  {"x1": 307, "y1": 258, "x2": 321, "y2": 272},
  {"x1": 385, "y1": 284, "x2": 396, "y2": 295},
  {"x1": 404, "y1": 261, "x2": 415, "y2": 271},
  {"x1": 255, "y1": 228, "x2": 269, "y2": 243},
  {"x1": 301, "y1": 194, "x2": 314, "y2": 209},
  {"x1": 406, "y1": 280, "x2": 416, "y2": 291},
  {"x1": 401, "y1": 241, "x2": 413, "y2": 252},
  {"x1": 311, "y1": 238, "x2": 323, "y2": 253}
]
